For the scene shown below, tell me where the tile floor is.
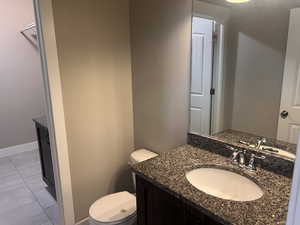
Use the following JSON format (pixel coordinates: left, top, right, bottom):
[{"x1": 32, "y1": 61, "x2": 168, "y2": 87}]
[{"x1": 0, "y1": 150, "x2": 59, "y2": 225}]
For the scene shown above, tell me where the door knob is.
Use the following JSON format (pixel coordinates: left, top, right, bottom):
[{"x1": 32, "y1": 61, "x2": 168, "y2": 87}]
[{"x1": 280, "y1": 110, "x2": 289, "y2": 119}]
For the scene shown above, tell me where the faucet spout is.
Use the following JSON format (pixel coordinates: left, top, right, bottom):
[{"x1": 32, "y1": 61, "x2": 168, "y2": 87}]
[
  {"x1": 256, "y1": 138, "x2": 267, "y2": 150},
  {"x1": 230, "y1": 149, "x2": 246, "y2": 167},
  {"x1": 238, "y1": 151, "x2": 246, "y2": 168}
]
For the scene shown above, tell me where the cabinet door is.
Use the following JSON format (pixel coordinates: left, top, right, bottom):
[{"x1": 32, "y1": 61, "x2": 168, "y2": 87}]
[
  {"x1": 185, "y1": 205, "x2": 223, "y2": 225},
  {"x1": 136, "y1": 176, "x2": 185, "y2": 225},
  {"x1": 35, "y1": 124, "x2": 56, "y2": 199},
  {"x1": 136, "y1": 175, "x2": 224, "y2": 225},
  {"x1": 185, "y1": 211, "x2": 206, "y2": 225}
]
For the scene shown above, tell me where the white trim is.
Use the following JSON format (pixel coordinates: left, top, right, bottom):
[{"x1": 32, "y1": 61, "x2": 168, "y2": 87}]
[
  {"x1": 0, "y1": 142, "x2": 38, "y2": 158},
  {"x1": 76, "y1": 217, "x2": 89, "y2": 225},
  {"x1": 211, "y1": 23, "x2": 225, "y2": 134},
  {"x1": 286, "y1": 133, "x2": 300, "y2": 225},
  {"x1": 33, "y1": 0, "x2": 75, "y2": 225},
  {"x1": 281, "y1": 9, "x2": 300, "y2": 224}
]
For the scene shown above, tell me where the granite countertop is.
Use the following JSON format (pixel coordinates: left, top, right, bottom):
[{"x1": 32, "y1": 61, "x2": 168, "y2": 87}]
[
  {"x1": 211, "y1": 129, "x2": 297, "y2": 161},
  {"x1": 33, "y1": 116, "x2": 48, "y2": 128},
  {"x1": 131, "y1": 145, "x2": 292, "y2": 225}
]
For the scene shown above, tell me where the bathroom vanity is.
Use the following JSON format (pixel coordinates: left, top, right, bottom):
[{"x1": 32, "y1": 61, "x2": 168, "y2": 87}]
[
  {"x1": 33, "y1": 116, "x2": 57, "y2": 200},
  {"x1": 136, "y1": 174, "x2": 222, "y2": 225},
  {"x1": 132, "y1": 142, "x2": 293, "y2": 225}
]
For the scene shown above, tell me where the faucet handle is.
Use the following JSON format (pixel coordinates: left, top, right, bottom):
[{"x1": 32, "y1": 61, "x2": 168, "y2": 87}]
[
  {"x1": 257, "y1": 137, "x2": 267, "y2": 144},
  {"x1": 226, "y1": 145, "x2": 238, "y2": 152},
  {"x1": 246, "y1": 153, "x2": 266, "y2": 172},
  {"x1": 226, "y1": 145, "x2": 247, "y2": 166},
  {"x1": 256, "y1": 137, "x2": 267, "y2": 150},
  {"x1": 252, "y1": 154, "x2": 266, "y2": 160},
  {"x1": 226, "y1": 145, "x2": 246, "y2": 154}
]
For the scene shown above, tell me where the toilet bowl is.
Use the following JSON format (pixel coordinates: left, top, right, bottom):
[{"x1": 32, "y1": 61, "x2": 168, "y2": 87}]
[
  {"x1": 89, "y1": 191, "x2": 137, "y2": 225},
  {"x1": 89, "y1": 149, "x2": 158, "y2": 225}
]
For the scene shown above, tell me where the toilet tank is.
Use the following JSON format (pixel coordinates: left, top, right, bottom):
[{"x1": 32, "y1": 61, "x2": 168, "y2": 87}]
[{"x1": 129, "y1": 149, "x2": 158, "y2": 190}]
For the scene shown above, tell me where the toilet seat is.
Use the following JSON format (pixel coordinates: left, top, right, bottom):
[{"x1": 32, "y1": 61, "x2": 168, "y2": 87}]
[
  {"x1": 89, "y1": 149, "x2": 158, "y2": 225},
  {"x1": 129, "y1": 149, "x2": 158, "y2": 164},
  {"x1": 89, "y1": 191, "x2": 136, "y2": 225}
]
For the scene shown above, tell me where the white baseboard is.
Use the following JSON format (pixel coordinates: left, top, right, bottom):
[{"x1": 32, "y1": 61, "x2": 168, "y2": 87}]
[
  {"x1": 76, "y1": 217, "x2": 89, "y2": 225},
  {"x1": 0, "y1": 141, "x2": 38, "y2": 158}
]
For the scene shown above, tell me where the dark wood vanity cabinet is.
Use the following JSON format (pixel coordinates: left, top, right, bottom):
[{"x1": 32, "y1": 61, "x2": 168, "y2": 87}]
[
  {"x1": 34, "y1": 117, "x2": 56, "y2": 200},
  {"x1": 136, "y1": 175, "x2": 185, "y2": 225},
  {"x1": 185, "y1": 205, "x2": 221, "y2": 225},
  {"x1": 136, "y1": 175, "x2": 223, "y2": 225}
]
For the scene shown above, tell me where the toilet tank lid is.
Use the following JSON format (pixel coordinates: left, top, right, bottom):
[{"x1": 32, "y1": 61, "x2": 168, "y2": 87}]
[
  {"x1": 130, "y1": 149, "x2": 158, "y2": 164},
  {"x1": 89, "y1": 191, "x2": 136, "y2": 223}
]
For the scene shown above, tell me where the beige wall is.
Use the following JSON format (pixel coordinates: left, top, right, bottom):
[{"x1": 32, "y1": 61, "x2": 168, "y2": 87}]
[
  {"x1": 130, "y1": 0, "x2": 193, "y2": 153},
  {"x1": 0, "y1": 0, "x2": 45, "y2": 149},
  {"x1": 228, "y1": 5, "x2": 289, "y2": 138},
  {"x1": 52, "y1": 0, "x2": 134, "y2": 222}
]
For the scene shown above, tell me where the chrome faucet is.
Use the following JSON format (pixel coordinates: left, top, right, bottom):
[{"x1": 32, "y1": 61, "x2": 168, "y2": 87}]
[
  {"x1": 227, "y1": 146, "x2": 246, "y2": 168},
  {"x1": 239, "y1": 137, "x2": 267, "y2": 150},
  {"x1": 226, "y1": 145, "x2": 266, "y2": 172},
  {"x1": 256, "y1": 137, "x2": 267, "y2": 150},
  {"x1": 246, "y1": 153, "x2": 266, "y2": 172},
  {"x1": 240, "y1": 137, "x2": 279, "y2": 154}
]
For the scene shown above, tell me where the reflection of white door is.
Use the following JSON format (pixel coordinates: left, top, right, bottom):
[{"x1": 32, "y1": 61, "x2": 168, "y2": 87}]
[
  {"x1": 189, "y1": 17, "x2": 213, "y2": 135},
  {"x1": 277, "y1": 9, "x2": 300, "y2": 144}
]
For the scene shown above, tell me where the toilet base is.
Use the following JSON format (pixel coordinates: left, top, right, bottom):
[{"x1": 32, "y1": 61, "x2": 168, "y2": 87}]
[{"x1": 89, "y1": 214, "x2": 136, "y2": 225}]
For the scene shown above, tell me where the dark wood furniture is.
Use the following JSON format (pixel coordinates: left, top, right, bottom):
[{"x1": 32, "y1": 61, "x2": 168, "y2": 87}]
[
  {"x1": 136, "y1": 175, "x2": 223, "y2": 225},
  {"x1": 33, "y1": 117, "x2": 56, "y2": 200}
]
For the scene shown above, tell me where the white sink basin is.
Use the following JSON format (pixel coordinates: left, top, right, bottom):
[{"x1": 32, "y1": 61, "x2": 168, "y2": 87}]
[{"x1": 186, "y1": 168, "x2": 263, "y2": 202}]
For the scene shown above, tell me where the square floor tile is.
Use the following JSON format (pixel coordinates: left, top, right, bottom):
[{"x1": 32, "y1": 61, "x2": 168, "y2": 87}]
[
  {"x1": 9, "y1": 151, "x2": 40, "y2": 169},
  {"x1": 0, "y1": 157, "x2": 14, "y2": 167},
  {"x1": 0, "y1": 159, "x2": 18, "y2": 178},
  {"x1": 0, "y1": 150, "x2": 61, "y2": 225},
  {"x1": 0, "y1": 185, "x2": 36, "y2": 214},
  {"x1": 0, "y1": 151, "x2": 60, "y2": 225},
  {"x1": 0, "y1": 202, "x2": 50, "y2": 225},
  {"x1": 34, "y1": 189, "x2": 56, "y2": 209},
  {"x1": 45, "y1": 204, "x2": 60, "y2": 225},
  {"x1": 24, "y1": 174, "x2": 47, "y2": 192},
  {"x1": 41, "y1": 222, "x2": 53, "y2": 225},
  {"x1": 17, "y1": 162, "x2": 42, "y2": 178},
  {"x1": 0, "y1": 173, "x2": 24, "y2": 192}
]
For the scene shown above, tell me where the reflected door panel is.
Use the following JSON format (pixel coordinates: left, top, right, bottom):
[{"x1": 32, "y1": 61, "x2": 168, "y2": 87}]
[
  {"x1": 277, "y1": 9, "x2": 300, "y2": 144},
  {"x1": 190, "y1": 17, "x2": 213, "y2": 135}
]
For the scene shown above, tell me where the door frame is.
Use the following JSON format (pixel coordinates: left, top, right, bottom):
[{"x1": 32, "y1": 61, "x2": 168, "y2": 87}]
[
  {"x1": 276, "y1": 8, "x2": 300, "y2": 144},
  {"x1": 211, "y1": 22, "x2": 225, "y2": 135},
  {"x1": 280, "y1": 8, "x2": 300, "y2": 224},
  {"x1": 286, "y1": 134, "x2": 300, "y2": 225},
  {"x1": 33, "y1": 0, "x2": 75, "y2": 224}
]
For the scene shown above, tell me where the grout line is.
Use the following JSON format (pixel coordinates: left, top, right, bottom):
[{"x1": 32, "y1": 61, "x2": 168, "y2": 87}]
[{"x1": 8, "y1": 153, "x2": 55, "y2": 224}]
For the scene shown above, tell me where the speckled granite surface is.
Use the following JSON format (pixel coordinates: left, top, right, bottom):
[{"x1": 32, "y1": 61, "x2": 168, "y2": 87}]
[
  {"x1": 132, "y1": 145, "x2": 292, "y2": 225},
  {"x1": 210, "y1": 129, "x2": 297, "y2": 161},
  {"x1": 188, "y1": 134, "x2": 294, "y2": 178}
]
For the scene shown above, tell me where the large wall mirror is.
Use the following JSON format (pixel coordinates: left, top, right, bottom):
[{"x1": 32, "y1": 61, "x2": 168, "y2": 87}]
[{"x1": 189, "y1": 0, "x2": 300, "y2": 152}]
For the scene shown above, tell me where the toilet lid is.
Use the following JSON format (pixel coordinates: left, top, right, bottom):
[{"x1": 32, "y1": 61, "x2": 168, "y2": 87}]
[
  {"x1": 89, "y1": 191, "x2": 136, "y2": 223},
  {"x1": 130, "y1": 149, "x2": 158, "y2": 164}
]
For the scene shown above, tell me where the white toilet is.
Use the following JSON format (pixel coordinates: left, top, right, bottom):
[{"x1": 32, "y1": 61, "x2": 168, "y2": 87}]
[{"x1": 89, "y1": 149, "x2": 158, "y2": 225}]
